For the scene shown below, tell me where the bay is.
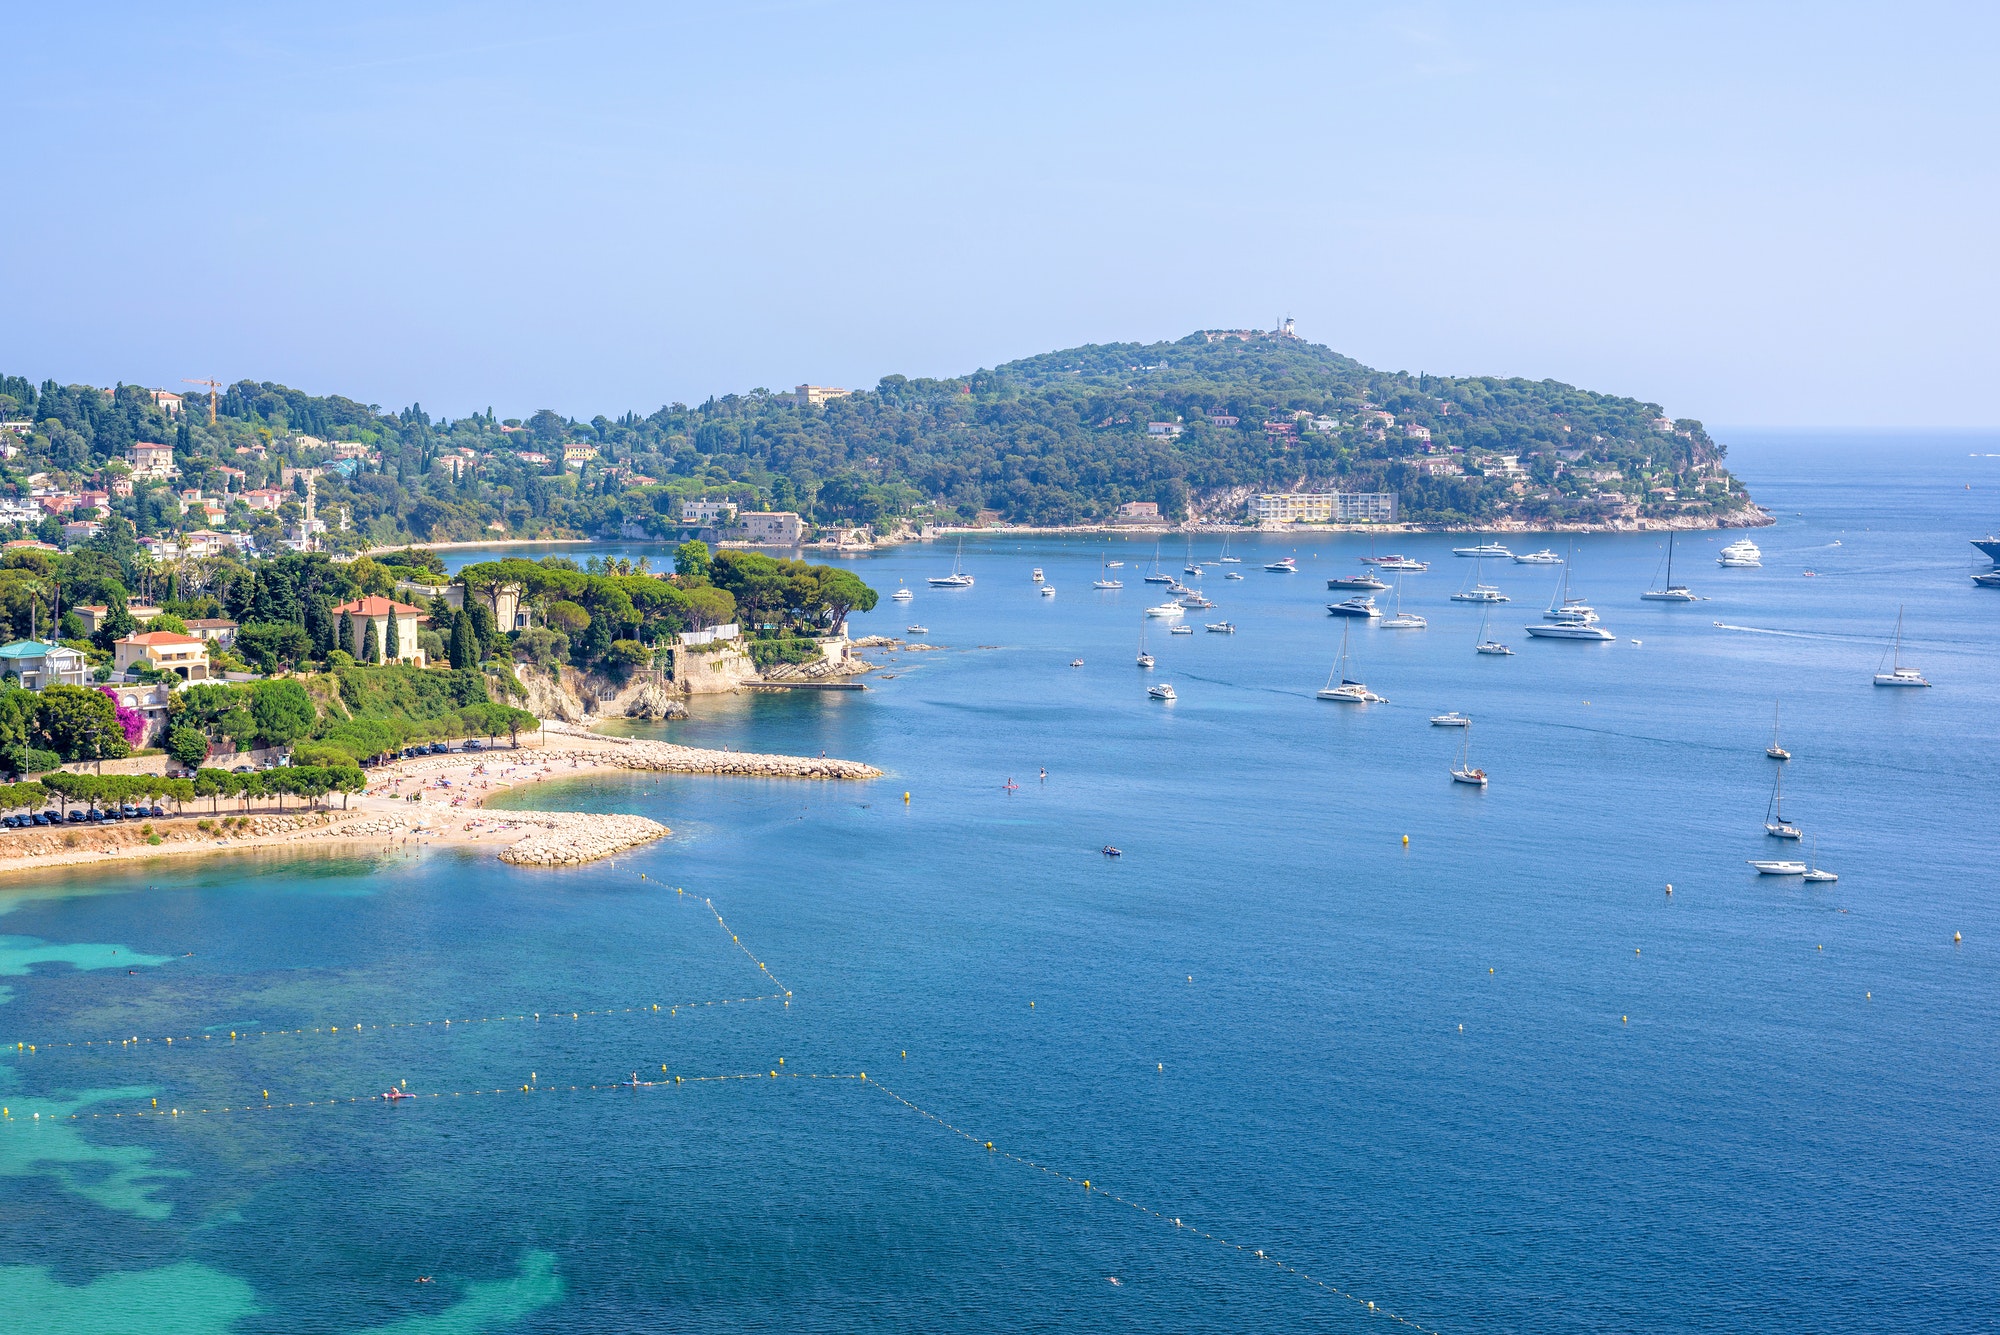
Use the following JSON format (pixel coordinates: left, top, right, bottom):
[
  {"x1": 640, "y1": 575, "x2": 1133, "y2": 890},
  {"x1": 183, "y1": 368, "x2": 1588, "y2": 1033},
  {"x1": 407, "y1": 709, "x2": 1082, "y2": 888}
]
[{"x1": 1, "y1": 429, "x2": 1996, "y2": 1332}]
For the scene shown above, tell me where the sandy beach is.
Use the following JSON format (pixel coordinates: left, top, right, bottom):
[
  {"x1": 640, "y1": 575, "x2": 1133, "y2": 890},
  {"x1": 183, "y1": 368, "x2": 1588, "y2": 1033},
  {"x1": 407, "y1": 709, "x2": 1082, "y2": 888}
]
[{"x1": 0, "y1": 726, "x2": 881, "y2": 878}]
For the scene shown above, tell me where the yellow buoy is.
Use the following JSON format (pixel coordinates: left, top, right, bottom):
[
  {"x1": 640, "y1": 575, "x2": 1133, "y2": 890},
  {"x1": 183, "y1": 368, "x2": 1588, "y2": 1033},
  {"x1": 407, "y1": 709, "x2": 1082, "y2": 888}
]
[
  {"x1": 904, "y1": 792, "x2": 910, "y2": 803},
  {"x1": 1622, "y1": 1015, "x2": 1628, "y2": 1023},
  {"x1": 1954, "y1": 932, "x2": 1962, "y2": 943},
  {"x1": 1866, "y1": 992, "x2": 1871, "y2": 999},
  {"x1": 262, "y1": 1090, "x2": 268, "y2": 1099},
  {"x1": 986, "y1": 1141, "x2": 993, "y2": 1151},
  {"x1": 1402, "y1": 834, "x2": 1409, "y2": 846},
  {"x1": 1157, "y1": 1062, "x2": 1162, "y2": 1070}
]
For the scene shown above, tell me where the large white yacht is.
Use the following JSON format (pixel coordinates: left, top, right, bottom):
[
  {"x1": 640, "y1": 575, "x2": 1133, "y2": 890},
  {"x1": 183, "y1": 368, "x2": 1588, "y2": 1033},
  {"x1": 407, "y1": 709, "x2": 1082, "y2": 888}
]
[
  {"x1": 1718, "y1": 538, "x2": 1763, "y2": 568},
  {"x1": 1264, "y1": 556, "x2": 1298, "y2": 572},
  {"x1": 1328, "y1": 571, "x2": 1390, "y2": 591},
  {"x1": 1512, "y1": 549, "x2": 1563, "y2": 565},
  {"x1": 1452, "y1": 542, "x2": 1512, "y2": 558},
  {"x1": 1144, "y1": 602, "x2": 1186, "y2": 618},
  {"x1": 1326, "y1": 595, "x2": 1381, "y2": 618},
  {"x1": 1525, "y1": 619, "x2": 1615, "y2": 641}
]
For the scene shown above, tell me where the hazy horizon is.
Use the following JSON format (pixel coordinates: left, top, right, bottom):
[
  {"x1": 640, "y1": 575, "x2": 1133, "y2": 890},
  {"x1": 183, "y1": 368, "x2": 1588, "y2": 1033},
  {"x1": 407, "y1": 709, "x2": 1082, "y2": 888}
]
[{"x1": 2, "y1": 2, "x2": 1993, "y2": 429}]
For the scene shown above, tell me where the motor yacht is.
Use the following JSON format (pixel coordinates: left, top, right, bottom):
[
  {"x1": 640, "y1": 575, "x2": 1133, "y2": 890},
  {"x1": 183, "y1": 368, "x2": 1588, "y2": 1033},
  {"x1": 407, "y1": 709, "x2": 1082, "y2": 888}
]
[
  {"x1": 1328, "y1": 571, "x2": 1389, "y2": 591},
  {"x1": 1148, "y1": 683, "x2": 1176, "y2": 701},
  {"x1": 1430, "y1": 712, "x2": 1471, "y2": 727},
  {"x1": 1205, "y1": 621, "x2": 1235, "y2": 633},
  {"x1": 1512, "y1": 550, "x2": 1562, "y2": 565},
  {"x1": 891, "y1": 586, "x2": 914, "y2": 602},
  {"x1": 1264, "y1": 557, "x2": 1298, "y2": 572},
  {"x1": 1145, "y1": 602, "x2": 1185, "y2": 618},
  {"x1": 1327, "y1": 595, "x2": 1380, "y2": 618},
  {"x1": 1718, "y1": 538, "x2": 1762, "y2": 568},
  {"x1": 1040, "y1": 585, "x2": 1056, "y2": 596},
  {"x1": 1169, "y1": 624, "x2": 1193, "y2": 634},
  {"x1": 1452, "y1": 584, "x2": 1508, "y2": 603},
  {"x1": 1224, "y1": 570, "x2": 1245, "y2": 580},
  {"x1": 1375, "y1": 555, "x2": 1429, "y2": 571},
  {"x1": 1524, "y1": 619, "x2": 1614, "y2": 641},
  {"x1": 1452, "y1": 542, "x2": 1512, "y2": 558},
  {"x1": 1031, "y1": 568, "x2": 1044, "y2": 582},
  {"x1": 1747, "y1": 859, "x2": 1808, "y2": 875},
  {"x1": 906, "y1": 625, "x2": 928, "y2": 635}
]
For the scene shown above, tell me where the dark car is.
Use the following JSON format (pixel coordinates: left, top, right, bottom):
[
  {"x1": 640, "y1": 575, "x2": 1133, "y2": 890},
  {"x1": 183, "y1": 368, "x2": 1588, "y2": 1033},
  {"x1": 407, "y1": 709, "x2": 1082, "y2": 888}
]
[
  {"x1": 66, "y1": 811, "x2": 86, "y2": 823},
  {"x1": 2, "y1": 816, "x2": 18, "y2": 829},
  {"x1": 149, "y1": 805, "x2": 166, "y2": 818},
  {"x1": 232, "y1": 765, "x2": 253, "y2": 774},
  {"x1": 34, "y1": 812, "x2": 54, "y2": 826}
]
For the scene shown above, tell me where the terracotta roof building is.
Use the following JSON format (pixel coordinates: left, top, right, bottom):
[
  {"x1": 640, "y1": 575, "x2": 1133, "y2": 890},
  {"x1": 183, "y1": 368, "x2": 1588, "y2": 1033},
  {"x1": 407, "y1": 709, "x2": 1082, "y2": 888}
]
[
  {"x1": 332, "y1": 597, "x2": 430, "y2": 666},
  {"x1": 114, "y1": 630, "x2": 213, "y2": 682}
]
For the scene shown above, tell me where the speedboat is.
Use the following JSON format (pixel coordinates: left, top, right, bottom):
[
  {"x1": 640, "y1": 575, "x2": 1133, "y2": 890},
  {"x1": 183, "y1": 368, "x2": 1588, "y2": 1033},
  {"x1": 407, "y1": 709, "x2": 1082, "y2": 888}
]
[
  {"x1": 1031, "y1": 568, "x2": 1044, "y2": 582},
  {"x1": 1144, "y1": 602, "x2": 1185, "y2": 618},
  {"x1": 1148, "y1": 683, "x2": 1176, "y2": 701},
  {"x1": 1430, "y1": 712, "x2": 1471, "y2": 727},
  {"x1": 1452, "y1": 542, "x2": 1512, "y2": 558},
  {"x1": 906, "y1": 625, "x2": 929, "y2": 634},
  {"x1": 1328, "y1": 571, "x2": 1389, "y2": 590},
  {"x1": 1748, "y1": 859, "x2": 1807, "y2": 875},
  {"x1": 1451, "y1": 584, "x2": 1508, "y2": 603},
  {"x1": 1525, "y1": 619, "x2": 1615, "y2": 641},
  {"x1": 1264, "y1": 557, "x2": 1298, "y2": 572},
  {"x1": 1512, "y1": 550, "x2": 1562, "y2": 564},
  {"x1": 1169, "y1": 624, "x2": 1193, "y2": 634},
  {"x1": 1205, "y1": 622, "x2": 1235, "y2": 633},
  {"x1": 1327, "y1": 596, "x2": 1380, "y2": 618},
  {"x1": 382, "y1": 1087, "x2": 413, "y2": 1101},
  {"x1": 1224, "y1": 570, "x2": 1244, "y2": 580},
  {"x1": 1101, "y1": 845, "x2": 1122, "y2": 856},
  {"x1": 1040, "y1": 585, "x2": 1056, "y2": 596},
  {"x1": 1972, "y1": 571, "x2": 2000, "y2": 588},
  {"x1": 1069, "y1": 659, "x2": 1084, "y2": 667},
  {"x1": 1381, "y1": 612, "x2": 1427, "y2": 628}
]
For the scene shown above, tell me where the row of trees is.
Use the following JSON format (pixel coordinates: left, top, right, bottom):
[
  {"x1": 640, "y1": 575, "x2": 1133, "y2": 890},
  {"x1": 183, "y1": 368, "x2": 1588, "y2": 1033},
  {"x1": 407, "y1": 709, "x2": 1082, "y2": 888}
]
[{"x1": 4, "y1": 765, "x2": 370, "y2": 817}]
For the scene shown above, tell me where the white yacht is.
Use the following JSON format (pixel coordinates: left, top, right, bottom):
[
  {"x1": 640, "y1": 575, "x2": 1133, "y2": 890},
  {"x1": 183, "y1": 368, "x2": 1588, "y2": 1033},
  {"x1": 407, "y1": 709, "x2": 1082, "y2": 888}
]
[
  {"x1": 1452, "y1": 584, "x2": 1508, "y2": 603},
  {"x1": 1512, "y1": 549, "x2": 1562, "y2": 565},
  {"x1": 1264, "y1": 556, "x2": 1298, "y2": 572},
  {"x1": 1327, "y1": 595, "x2": 1381, "y2": 618},
  {"x1": 1803, "y1": 837, "x2": 1838, "y2": 883},
  {"x1": 1328, "y1": 571, "x2": 1389, "y2": 591},
  {"x1": 1148, "y1": 683, "x2": 1176, "y2": 701},
  {"x1": 1169, "y1": 624, "x2": 1193, "y2": 634},
  {"x1": 1375, "y1": 555, "x2": 1429, "y2": 571},
  {"x1": 1317, "y1": 622, "x2": 1384, "y2": 702},
  {"x1": 1145, "y1": 602, "x2": 1186, "y2": 618},
  {"x1": 891, "y1": 585, "x2": 914, "y2": 602},
  {"x1": 928, "y1": 539, "x2": 975, "y2": 587},
  {"x1": 1748, "y1": 859, "x2": 1807, "y2": 875},
  {"x1": 1474, "y1": 607, "x2": 1514, "y2": 655},
  {"x1": 1040, "y1": 585, "x2": 1056, "y2": 597},
  {"x1": 1718, "y1": 537, "x2": 1763, "y2": 567},
  {"x1": 1525, "y1": 619, "x2": 1615, "y2": 641},
  {"x1": 906, "y1": 625, "x2": 928, "y2": 635},
  {"x1": 1450, "y1": 724, "x2": 1487, "y2": 786},
  {"x1": 1031, "y1": 568, "x2": 1044, "y2": 583},
  {"x1": 1166, "y1": 581, "x2": 1196, "y2": 596},
  {"x1": 1179, "y1": 594, "x2": 1215, "y2": 609},
  {"x1": 1143, "y1": 544, "x2": 1176, "y2": 584},
  {"x1": 1224, "y1": 570, "x2": 1245, "y2": 580},
  {"x1": 1640, "y1": 533, "x2": 1698, "y2": 601},
  {"x1": 1430, "y1": 711, "x2": 1470, "y2": 727},
  {"x1": 1205, "y1": 621, "x2": 1235, "y2": 634},
  {"x1": 1453, "y1": 541, "x2": 1512, "y2": 558},
  {"x1": 1873, "y1": 607, "x2": 1930, "y2": 686}
]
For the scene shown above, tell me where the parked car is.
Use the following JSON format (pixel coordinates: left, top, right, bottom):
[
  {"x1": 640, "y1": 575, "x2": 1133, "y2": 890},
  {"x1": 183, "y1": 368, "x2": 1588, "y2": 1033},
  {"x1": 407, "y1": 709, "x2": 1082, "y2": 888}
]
[
  {"x1": 2, "y1": 816, "x2": 19, "y2": 829},
  {"x1": 149, "y1": 804, "x2": 166, "y2": 818},
  {"x1": 464, "y1": 739, "x2": 484, "y2": 751},
  {"x1": 66, "y1": 811, "x2": 86, "y2": 823},
  {"x1": 34, "y1": 812, "x2": 55, "y2": 826},
  {"x1": 232, "y1": 766, "x2": 253, "y2": 774}
]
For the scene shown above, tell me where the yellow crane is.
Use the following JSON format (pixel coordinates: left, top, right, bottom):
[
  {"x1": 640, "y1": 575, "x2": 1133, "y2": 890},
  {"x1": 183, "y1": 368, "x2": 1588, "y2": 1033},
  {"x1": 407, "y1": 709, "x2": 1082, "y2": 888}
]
[{"x1": 182, "y1": 377, "x2": 223, "y2": 425}]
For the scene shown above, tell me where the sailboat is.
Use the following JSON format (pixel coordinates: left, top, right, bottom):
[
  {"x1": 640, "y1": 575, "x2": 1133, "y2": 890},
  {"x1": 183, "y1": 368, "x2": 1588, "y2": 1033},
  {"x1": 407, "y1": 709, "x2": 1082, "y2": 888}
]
[
  {"x1": 1142, "y1": 543, "x2": 1175, "y2": 584},
  {"x1": 1093, "y1": 557, "x2": 1123, "y2": 590},
  {"x1": 1317, "y1": 621, "x2": 1384, "y2": 702},
  {"x1": 1183, "y1": 538, "x2": 1201, "y2": 575},
  {"x1": 1766, "y1": 702, "x2": 1790, "y2": 760},
  {"x1": 1640, "y1": 533, "x2": 1698, "y2": 601},
  {"x1": 1764, "y1": 766, "x2": 1802, "y2": 839},
  {"x1": 1872, "y1": 606, "x2": 1931, "y2": 686},
  {"x1": 1527, "y1": 542, "x2": 1614, "y2": 639},
  {"x1": 927, "y1": 538, "x2": 975, "y2": 587},
  {"x1": 1381, "y1": 573, "x2": 1426, "y2": 628},
  {"x1": 1216, "y1": 536, "x2": 1240, "y2": 563},
  {"x1": 1136, "y1": 618, "x2": 1155, "y2": 669},
  {"x1": 1540, "y1": 542, "x2": 1597, "y2": 620},
  {"x1": 1475, "y1": 607, "x2": 1514, "y2": 655},
  {"x1": 1450, "y1": 723, "x2": 1487, "y2": 786},
  {"x1": 1803, "y1": 836, "x2": 1838, "y2": 882}
]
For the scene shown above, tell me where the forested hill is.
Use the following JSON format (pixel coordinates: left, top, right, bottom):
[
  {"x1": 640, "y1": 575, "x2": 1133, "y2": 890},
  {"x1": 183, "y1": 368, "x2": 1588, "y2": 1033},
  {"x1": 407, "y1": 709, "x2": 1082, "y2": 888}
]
[{"x1": 0, "y1": 331, "x2": 1746, "y2": 548}]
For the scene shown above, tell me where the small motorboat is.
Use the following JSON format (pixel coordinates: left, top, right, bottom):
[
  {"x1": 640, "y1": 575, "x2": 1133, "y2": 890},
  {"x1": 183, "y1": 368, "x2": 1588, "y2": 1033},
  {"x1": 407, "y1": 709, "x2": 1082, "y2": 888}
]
[
  {"x1": 1069, "y1": 659, "x2": 1085, "y2": 667},
  {"x1": 1031, "y1": 568, "x2": 1044, "y2": 582},
  {"x1": 1430, "y1": 712, "x2": 1471, "y2": 727},
  {"x1": 1169, "y1": 625, "x2": 1193, "y2": 634},
  {"x1": 1148, "y1": 683, "x2": 1177, "y2": 701},
  {"x1": 1224, "y1": 570, "x2": 1244, "y2": 580},
  {"x1": 1264, "y1": 557, "x2": 1298, "y2": 572},
  {"x1": 1040, "y1": 585, "x2": 1056, "y2": 596},
  {"x1": 907, "y1": 625, "x2": 929, "y2": 634},
  {"x1": 1101, "y1": 846, "x2": 1122, "y2": 857},
  {"x1": 1002, "y1": 779, "x2": 1020, "y2": 791},
  {"x1": 1204, "y1": 622, "x2": 1235, "y2": 633}
]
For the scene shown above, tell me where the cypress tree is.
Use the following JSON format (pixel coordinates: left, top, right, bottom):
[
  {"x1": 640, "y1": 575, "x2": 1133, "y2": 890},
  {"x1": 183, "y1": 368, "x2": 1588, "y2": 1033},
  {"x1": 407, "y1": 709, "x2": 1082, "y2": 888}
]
[
  {"x1": 385, "y1": 607, "x2": 400, "y2": 662},
  {"x1": 362, "y1": 618, "x2": 380, "y2": 664},
  {"x1": 337, "y1": 610, "x2": 353, "y2": 656},
  {"x1": 449, "y1": 609, "x2": 477, "y2": 669}
]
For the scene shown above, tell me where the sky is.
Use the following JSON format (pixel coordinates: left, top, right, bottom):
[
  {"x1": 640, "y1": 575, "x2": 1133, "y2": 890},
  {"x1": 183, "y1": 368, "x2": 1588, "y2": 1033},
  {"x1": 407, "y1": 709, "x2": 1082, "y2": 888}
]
[{"x1": 1, "y1": 2, "x2": 1993, "y2": 428}]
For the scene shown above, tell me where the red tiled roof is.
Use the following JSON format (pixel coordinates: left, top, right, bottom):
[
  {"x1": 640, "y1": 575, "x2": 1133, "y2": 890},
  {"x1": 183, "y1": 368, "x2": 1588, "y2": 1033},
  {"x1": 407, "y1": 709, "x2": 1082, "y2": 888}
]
[
  {"x1": 333, "y1": 596, "x2": 430, "y2": 618},
  {"x1": 120, "y1": 631, "x2": 204, "y2": 647}
]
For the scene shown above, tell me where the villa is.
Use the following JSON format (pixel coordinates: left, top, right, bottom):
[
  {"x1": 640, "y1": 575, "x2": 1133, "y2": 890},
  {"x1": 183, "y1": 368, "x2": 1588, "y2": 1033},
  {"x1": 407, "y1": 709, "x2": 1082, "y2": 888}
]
[{"x1": 0, "y1": 640, "x2": 91, "y2": 690}]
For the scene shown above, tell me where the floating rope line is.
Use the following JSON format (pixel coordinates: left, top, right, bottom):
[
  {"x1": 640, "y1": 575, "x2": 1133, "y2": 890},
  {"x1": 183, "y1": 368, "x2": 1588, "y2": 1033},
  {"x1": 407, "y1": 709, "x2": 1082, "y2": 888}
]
[
  {"x1": 864, "y1": 1075, "x2": 1444, "y2": 1333},
  {"x1": 6, "y1": 994, "x2": 788, "y2": 1058},
  {"x1": 1, "y1": 1070, "x2": 862, "y2": 1125},
  {"x1": 694, "y1": 891, "x2": 791, "y2": 996}
]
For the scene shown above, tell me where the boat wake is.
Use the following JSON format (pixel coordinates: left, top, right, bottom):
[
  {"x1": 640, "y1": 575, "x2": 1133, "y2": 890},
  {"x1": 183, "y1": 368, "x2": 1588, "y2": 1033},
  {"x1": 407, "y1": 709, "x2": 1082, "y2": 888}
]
[{"x1": 1712, "y1": 622, "x2": 1835, "y2": 640}]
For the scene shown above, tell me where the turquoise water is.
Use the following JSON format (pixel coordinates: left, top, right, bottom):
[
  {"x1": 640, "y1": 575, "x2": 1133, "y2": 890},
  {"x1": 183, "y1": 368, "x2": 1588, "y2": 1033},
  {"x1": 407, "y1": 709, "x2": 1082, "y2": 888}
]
[{"x1": 3, "y1": 431, "x2": 1997, "y2": 1331}]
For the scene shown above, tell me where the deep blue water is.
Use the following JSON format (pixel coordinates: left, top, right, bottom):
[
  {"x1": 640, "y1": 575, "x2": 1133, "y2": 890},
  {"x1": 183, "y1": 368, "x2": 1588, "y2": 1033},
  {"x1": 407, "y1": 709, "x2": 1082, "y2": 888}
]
[{"x1": 3, "y1": 430, "x2": 1997, "y2": 1332}]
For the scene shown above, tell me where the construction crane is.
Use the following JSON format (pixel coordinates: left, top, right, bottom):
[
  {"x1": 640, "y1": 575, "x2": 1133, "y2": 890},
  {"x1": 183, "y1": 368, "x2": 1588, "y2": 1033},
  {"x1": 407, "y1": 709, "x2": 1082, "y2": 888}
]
[{"x1": 182, "y1": 378, "x2": 223, "y2": 425}]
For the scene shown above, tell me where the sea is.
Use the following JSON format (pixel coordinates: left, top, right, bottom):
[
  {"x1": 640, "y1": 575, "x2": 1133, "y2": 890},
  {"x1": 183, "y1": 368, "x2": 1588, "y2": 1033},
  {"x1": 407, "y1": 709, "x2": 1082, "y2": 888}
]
[{"x1": 2, "y1": 429, "x2": 1996, "y2": 1333}]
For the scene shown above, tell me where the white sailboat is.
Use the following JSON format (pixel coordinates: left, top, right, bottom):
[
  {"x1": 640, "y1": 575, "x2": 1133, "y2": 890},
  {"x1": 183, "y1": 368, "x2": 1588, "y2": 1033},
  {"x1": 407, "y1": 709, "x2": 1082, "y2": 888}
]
[
  {"x1": 1475, "y1": 607, "x2": 1514, "y2": 655},
  {"x1": 1803, "y1": 836, "x2": 1838, "y2": 882},
  {"x1": 927, "y1": 538, "x2": 975, "y2": 587},
  {"x1": 1872, "y1": 606, "x2": 1931, "y2": 686},
  {"x1": 1143, "y1": 543, "x2": 1175, "y2": 584},
  {"x1": 1748, "y1": 858, "x2": 1808, "y2": 875},
  {"x1": 1381, "y1": 573, "x2": 1427, "y2": 628},
  {"x1": 1639, "y1": 533, "x2": 1698, "y2": 601},
  {"x1": 1766, "y1": 702, "x2": 1790, "y2": 760},
  {"x1": 1764, "y1": 766, "x2": 1802, "y2": 840},
  {"x1": 1450, "y1": 723, "x2": 1487, "y2": 786},
  {"x1": 1216, "y1": 536, "x2": 1241, "y2": 563},
  {"x1": 1136, "y1": 617, "x2": 1154, "y2": 669},
  {"x1": 1317, "y1": 621, "x2": 1384, "y2": 702}
]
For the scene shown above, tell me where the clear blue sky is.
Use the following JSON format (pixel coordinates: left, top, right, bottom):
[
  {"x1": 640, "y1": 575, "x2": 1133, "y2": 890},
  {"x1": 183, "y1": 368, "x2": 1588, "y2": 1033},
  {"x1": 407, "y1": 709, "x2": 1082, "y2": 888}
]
[{"x1": 2, "y1": 2, "x2": 1992, "y2": 427}]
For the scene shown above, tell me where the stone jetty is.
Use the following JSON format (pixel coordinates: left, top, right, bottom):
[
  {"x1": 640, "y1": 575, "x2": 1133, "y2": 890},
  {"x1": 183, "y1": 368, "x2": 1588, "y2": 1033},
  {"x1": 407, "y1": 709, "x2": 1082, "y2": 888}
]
[{"x1": 536, "y1": 723, "x2": 882, "y2": 779}]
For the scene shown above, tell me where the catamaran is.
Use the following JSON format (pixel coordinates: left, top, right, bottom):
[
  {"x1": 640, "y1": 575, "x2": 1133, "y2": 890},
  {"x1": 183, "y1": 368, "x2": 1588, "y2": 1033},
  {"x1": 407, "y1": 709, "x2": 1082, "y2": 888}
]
[
  {"x1": 1764, "y1": 766, "x2": 1802, "y2": 839},
  {"x1": 1873, "y1": 606, "x2": 1931, "y2": 686},
  {"x1": 927, "y1": 538, "x2": 975, "y2": 587},
  {"x1": 1317, "y1": 621, "x2": 1384, "y2": 702},
  {"x1": 1450, "y1": 723, "x2": 1487, "y2": 786},
  {"x1": 1640, "y1": 533, "x2": 1698, "y2": 601},
  {"x1": 1451, "y1": 560, "x2": 1508, "y2": 603}
]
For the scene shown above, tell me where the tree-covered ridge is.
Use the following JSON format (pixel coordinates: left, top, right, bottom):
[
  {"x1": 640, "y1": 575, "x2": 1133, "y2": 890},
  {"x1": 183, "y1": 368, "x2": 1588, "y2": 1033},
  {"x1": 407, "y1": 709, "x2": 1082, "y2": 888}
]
[{"x1": 0, "y1": 330, "x2": 1743, "y2": 543}]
